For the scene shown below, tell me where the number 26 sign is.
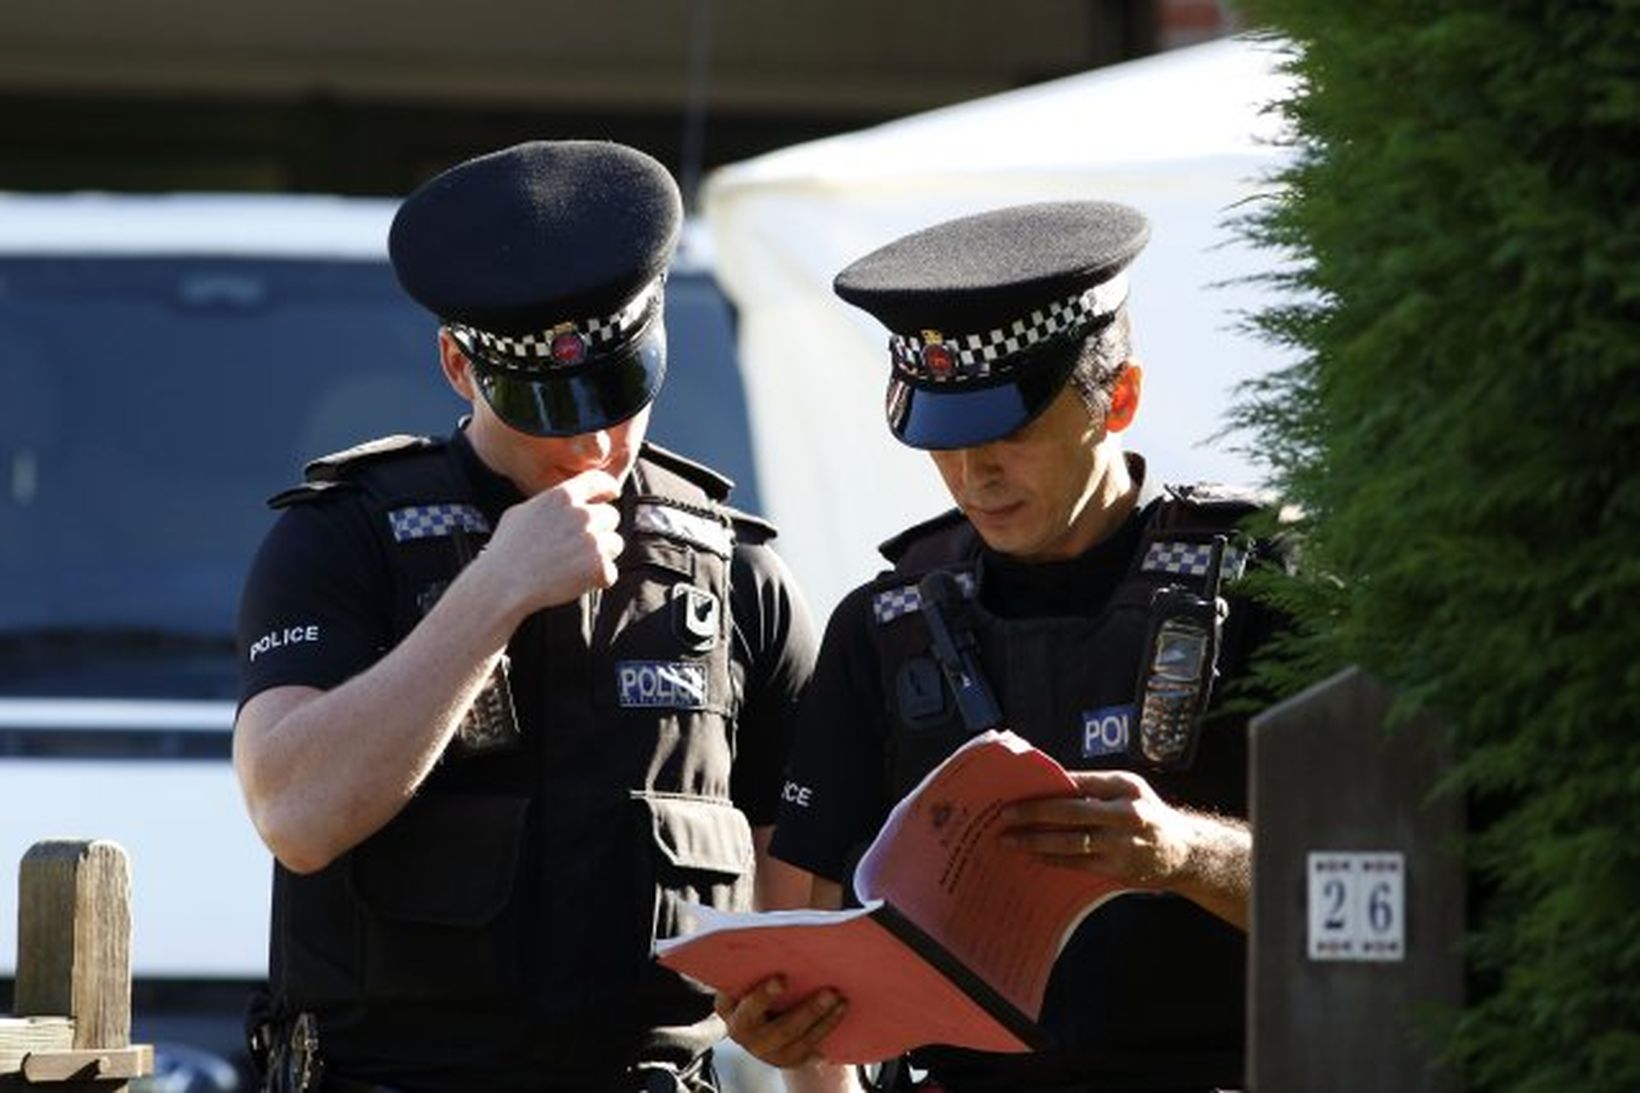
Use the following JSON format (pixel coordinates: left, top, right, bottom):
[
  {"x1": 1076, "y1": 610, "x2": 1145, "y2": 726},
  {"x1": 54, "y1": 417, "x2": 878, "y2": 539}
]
[{"x1": 1307, "y1": 851, "x2": 1405, "y2": 961}]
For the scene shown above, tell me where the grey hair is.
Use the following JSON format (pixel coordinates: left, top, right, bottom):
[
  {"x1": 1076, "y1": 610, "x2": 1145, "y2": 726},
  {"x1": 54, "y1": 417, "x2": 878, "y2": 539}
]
[{"x1": 1064, "y1": 305, "x2": 1133, "y2": 418}]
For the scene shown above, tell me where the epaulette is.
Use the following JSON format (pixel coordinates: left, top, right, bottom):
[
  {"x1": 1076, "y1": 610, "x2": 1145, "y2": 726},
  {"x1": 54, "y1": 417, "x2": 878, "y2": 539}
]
[
  {"x1": 639, "y1": 442, "x2": 734, "y2": 503},
  {"x1": 267, "y1": 479, "x2": 352, "y2": 510},
  {"x1": 268, "y1": 434, "x2": 442, "y2": 509},
  {"x1": 303, "y1": 434, "x2": 442, "y2": 483},
  {"x1": 876, "y1": 508, "x2": 967, "y2": 565},
  {"x1": 725, "y1": 506, "x2": 779, "y2": 546},
  {"x1": 1148, "y1": 480, "x2": 1291, "y2": 581},
  {"x1": 1162, "y1": 481, "x2": 1278, "y2": 513}
]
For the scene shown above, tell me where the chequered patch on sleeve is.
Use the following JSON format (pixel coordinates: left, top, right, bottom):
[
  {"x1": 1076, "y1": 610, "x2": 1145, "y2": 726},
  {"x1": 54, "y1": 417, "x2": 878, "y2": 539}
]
[
  {"x1": 388, "y1": 503, "x2": 492, "y2": 543},
  {"x1": 634, "y1": 502, "x2": 734, "y2": 558},
  {"x1": 1141, "y1": 540, "x2": 1248, "y2": 581},
  {"x1": 871, "y1": 570, "x2": 978, "y2": 625}
]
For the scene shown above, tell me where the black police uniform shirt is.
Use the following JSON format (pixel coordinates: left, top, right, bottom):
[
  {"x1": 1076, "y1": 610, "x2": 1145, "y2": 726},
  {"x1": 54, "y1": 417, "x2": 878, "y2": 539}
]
[
  {"x1": 235, "y1": 425, "x2": 817, "y2": 1091},
  {"x1": 769, "y1": 457, "x2": 1279, "y2": 1093}
]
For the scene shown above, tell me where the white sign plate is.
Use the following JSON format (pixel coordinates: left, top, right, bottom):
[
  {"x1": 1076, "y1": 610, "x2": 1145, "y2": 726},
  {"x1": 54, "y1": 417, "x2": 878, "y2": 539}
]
[{"x1": 1307, "y1": 851, "x2": 1405, "y2": 962}]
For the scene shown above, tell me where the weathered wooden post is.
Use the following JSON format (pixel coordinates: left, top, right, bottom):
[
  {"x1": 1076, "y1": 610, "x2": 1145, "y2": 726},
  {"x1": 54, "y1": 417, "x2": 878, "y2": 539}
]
[
  {"x1": 1249, "y1": 667, "x2": 1464, "y2": 1092},
  {"x1": 0, "y1": 839, "x2": 152, "y2": 1091}
]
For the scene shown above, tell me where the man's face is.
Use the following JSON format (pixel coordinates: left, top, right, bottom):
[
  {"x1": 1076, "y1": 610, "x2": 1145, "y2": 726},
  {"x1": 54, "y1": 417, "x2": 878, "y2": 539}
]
[
  {"x1": 477, "y1": 398, "x2": 651, "y2": 496},
  {"x1": 928, "y1": 384, "x2": 1119, "y2": 562}
]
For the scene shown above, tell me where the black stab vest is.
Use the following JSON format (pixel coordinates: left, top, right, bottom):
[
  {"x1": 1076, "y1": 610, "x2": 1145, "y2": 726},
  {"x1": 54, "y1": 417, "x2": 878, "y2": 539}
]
[
  {"x1": 865, "y1": 482, "x2": 1273, "y2": 1089},
  {"x1": 264, "y1": 435, "x2": 769, "y2": 1077},
  {"x1": 870, "y1": 485, "x2": 1264, "y2": 812}
]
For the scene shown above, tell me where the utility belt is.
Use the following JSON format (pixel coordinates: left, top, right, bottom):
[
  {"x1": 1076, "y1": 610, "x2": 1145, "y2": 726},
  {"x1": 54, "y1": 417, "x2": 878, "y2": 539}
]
[{"x1": 248, "y1": 1005, "x2": 718, "y2": 1093}]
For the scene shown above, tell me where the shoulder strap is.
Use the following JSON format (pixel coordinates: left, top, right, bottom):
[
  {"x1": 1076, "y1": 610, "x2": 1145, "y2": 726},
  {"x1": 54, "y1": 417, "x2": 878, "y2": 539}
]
[
  {"x1": 723, "y1": 506, "x2": 779, "y2": 546},
  {"x1": 1139, "y1": 481, "x2": 1278, "y2": 585},
  {"x1": 632, "y1": 450, "x2": 745, "y2": 559},
  {"x1": 637, "y1": 441, "x2": 735, "y2": 502},
  {"x1": 1154, "y1": 481, "x2": 1275, "y2": 530},
  {"x1": 877, "y1": 508, "x2": 970, "y2": 566},
  {"x1": 633, "y1": 444, "x2": 783, "y2": 546},
  {"x1": 303, "y1": 434, "x2": 442, "y2": 483},
  {"x1": 267, "y1": 434, "x2": 448, "y2": 510},
  {"x1": 266, "y1": 431, "x2": 485, "y2": 607},
  {"x1": 862, "y1": 514, "x2": 979, "y2": 624}
]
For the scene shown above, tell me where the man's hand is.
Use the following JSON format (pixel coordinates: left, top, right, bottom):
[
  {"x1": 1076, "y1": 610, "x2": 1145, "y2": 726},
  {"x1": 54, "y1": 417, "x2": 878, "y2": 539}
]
[
  {"x1": 480, "y1": 469, "x2": 624, "y2": 615},
  {"x1": 998, "y1": 769, "x2": 1251, "y2": 929},
  {"x1": 998, "y1": 769, "x2": 1191, "y2": 885},
  {"x1": 715, "y1": 976, "x2": 848, "y2": 1069}
]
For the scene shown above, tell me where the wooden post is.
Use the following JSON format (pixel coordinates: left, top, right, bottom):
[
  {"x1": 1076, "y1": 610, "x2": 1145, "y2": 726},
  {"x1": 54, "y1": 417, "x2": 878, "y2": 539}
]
[
  {"x1": 14, "y1": 841, "x2": 132, "y2": 1052},
  {"x1": 1, "y1": 839, "x2": 151, "y2": 1091},
  {"x1": 1249, "y1": 667, "x2": 1464, "y2": 1093}
]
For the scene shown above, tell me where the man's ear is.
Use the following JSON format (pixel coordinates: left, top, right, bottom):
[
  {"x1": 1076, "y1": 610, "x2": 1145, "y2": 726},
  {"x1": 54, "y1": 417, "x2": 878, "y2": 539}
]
[
  {"x1": 1106, "y1": 360, "x2": 1143, "y2": 433},
  {"x1": 437, "y1": 329, "x2": 477, "y2": 400}
]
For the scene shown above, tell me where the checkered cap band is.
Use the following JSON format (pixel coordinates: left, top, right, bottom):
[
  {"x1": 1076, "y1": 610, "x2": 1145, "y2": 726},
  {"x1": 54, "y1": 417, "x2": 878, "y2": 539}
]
[
  {"x1": 634, "y1": 501, "x2": 734, "y2": 558},
  {"x1": 888, "y1": 274, "x2": 1128, "y2": 384},
  {"x1": 388, "y1": 503, "x2": 492, "y2": 543},
  {"x1": 1141, "y1": 540, "x2": 1248, "y2": 581},
  {"x1": 872, "y1": 570, "x2": 979, "y2": 625},
  {"x1": 449, "y1": 276, "x2": 663, "y2": 373}
]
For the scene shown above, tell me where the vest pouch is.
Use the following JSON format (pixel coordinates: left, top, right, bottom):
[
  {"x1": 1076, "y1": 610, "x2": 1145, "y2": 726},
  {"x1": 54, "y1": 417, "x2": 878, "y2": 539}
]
[
  {"x1": 350, "y1": 791, "x2": 530, "y2": 1002},
  {"x1": 633, "y1": 791, "x2": 755, "y2": 955}
]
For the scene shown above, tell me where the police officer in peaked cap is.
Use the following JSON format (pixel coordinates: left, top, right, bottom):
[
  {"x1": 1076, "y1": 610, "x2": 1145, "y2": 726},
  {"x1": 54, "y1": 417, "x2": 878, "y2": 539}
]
[
  {"x1": 233, "y1": 140, "x2": 817, "y2": 1092},
  {"x1": 390, "y1": 139, "x2": 677, "y2": 440},
  {"x1": 719, "y1": 201, "x2": 1288, "y2": 1092}
]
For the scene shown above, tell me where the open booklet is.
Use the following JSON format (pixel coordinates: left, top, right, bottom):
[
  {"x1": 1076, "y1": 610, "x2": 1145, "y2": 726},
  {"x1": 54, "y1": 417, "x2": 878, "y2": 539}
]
[{"x1": 654, "y1": 729, "x2": 1129, "y2": 1064}]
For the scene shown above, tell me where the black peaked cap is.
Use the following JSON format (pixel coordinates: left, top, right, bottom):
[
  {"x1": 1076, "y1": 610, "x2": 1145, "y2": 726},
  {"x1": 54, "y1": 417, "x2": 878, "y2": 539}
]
[
  {"x1": 833, "y1": 200, "x2": 1150, "y2": 334},
  {"x1": 388, "y1": 140, "x2": 682, "y2": 335}
]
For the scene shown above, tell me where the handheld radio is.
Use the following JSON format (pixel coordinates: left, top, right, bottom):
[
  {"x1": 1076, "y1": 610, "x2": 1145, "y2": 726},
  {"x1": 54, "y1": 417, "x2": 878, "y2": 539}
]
[
  {"x1": 916, "y1": 570, "x2": 1004, "y2": 733},
  {"x1": 1133, "y1": 535, "x2": 1228, "y2": 771}
]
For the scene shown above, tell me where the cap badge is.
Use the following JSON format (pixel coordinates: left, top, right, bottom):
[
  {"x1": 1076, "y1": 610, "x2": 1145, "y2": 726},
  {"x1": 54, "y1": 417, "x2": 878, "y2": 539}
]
[
  {"x1": 919, "y1": 331, "x2": 957, "y2": 378},
  {"x1": 549, "y1": 324, "x2": 589, "y2": 366},
  {"x1": 451, "y1": 275, "x2": 663, "y2": 375}
]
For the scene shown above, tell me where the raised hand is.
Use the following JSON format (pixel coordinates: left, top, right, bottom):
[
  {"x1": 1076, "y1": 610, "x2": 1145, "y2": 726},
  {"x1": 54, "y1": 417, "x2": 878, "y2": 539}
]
[{"x1": 480, "y1": 468, "x2": 625, "y2": 616}]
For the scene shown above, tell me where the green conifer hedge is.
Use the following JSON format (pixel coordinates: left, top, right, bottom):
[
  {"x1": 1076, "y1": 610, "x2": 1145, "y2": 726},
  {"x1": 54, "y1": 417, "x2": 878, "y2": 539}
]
[{"x1": 1228, "y1": 3, "x2": 1639, "y2": 1089}]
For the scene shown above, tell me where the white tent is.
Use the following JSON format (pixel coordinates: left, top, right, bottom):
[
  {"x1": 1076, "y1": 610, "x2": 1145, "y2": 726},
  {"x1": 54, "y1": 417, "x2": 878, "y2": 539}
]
[{"x1": 702, "y1": 36, "x2": 1299, "y2": 618}]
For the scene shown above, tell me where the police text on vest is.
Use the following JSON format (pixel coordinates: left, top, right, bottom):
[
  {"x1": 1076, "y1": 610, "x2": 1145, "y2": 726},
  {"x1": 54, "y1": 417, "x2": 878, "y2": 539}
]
[
  {"x1": 616, "y1": 660, "x2": 708, "y2": 709},
  {"x1": 1081, "y1": 704, "x2": 1134, "y2": 759}
]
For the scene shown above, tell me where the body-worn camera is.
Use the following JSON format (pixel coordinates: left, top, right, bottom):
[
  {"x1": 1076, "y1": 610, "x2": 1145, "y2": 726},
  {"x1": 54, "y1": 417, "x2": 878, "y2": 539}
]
[{"x1": 1133, "y1": 537, "x2": 1229, "y2": 771}]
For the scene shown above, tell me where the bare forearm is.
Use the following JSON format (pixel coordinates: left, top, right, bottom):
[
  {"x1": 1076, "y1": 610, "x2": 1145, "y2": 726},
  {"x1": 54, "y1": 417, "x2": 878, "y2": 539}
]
[
  {"x1": 1169, "y1": 810, "x2": 1251, "y2": 930},
  {"x1": 755, "y1": 832, "x2": 818, "y2": 911},
  {"x1": 236, "y1": 560, "x2": 524, "y2": 871}
]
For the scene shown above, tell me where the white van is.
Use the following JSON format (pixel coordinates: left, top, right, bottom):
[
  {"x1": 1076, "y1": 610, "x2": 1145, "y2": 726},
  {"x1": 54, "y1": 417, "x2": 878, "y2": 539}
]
[{"x1": 0, "y1": 193, "x2": 764, "y2": 1090}]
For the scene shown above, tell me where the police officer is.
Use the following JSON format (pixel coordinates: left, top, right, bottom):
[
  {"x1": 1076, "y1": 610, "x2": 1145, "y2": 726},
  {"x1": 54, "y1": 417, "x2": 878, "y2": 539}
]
[
  {"x1": 233, "y1": 141, "x2": 817, "y2": 1093},
  {"x1": 718, "y1": 202, "x2": 1283, "y2": 1092}
]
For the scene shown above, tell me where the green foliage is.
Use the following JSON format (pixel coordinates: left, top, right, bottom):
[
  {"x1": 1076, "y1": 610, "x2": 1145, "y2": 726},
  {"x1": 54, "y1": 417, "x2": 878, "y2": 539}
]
[{"x1": 1228, "y1": 1, "x2": 1640, "y2": 1087}]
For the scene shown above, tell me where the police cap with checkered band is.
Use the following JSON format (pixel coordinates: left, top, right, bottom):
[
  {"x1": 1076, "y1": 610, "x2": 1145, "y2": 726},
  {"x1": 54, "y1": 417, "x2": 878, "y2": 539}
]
[
  {"x1": 389, "y1": 140, "x2": 682, "y2": 437},
  {"x1": 833, "y1": 200, "x2": 1150, "y2": 450}
]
